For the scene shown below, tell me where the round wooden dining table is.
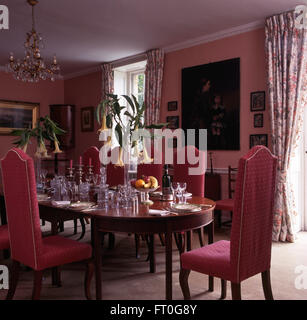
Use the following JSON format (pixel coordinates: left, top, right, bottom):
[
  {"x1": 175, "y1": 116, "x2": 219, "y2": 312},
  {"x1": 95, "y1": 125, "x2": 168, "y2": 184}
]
[{"x1": 87, "y1": 196, "x2": 215, "y2": 300}]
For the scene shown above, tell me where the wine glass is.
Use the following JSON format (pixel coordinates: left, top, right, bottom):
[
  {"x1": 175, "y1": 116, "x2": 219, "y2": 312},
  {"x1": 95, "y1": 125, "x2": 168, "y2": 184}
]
[
  {"x1": 171, "y1": 182, "x2": 180, "y2": 203},
  {"x1": 178, "y1": 182, "x2": 187, "y2": 203},
  {"x1": 92, "y1": 173, "x2": 100, "y2": 186}
]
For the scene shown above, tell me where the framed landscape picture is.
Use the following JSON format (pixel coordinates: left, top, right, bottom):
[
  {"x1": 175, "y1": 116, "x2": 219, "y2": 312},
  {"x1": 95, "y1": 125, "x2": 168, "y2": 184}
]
[
  {"x1": 0, "y1": 100, "x2": 39, "y2": 135},
  {"x1": 250, "y1": 134, "x2": 268, "y2": 148},
  {"x1": 81, "y1": 106, "x2": 94, "y2": 132},
  {"x1": 251, "y1": 91, "x2": 265, "y2": 111},
  {"x1": 182, "y1": 58, "x2": 240, "y2": 150}
]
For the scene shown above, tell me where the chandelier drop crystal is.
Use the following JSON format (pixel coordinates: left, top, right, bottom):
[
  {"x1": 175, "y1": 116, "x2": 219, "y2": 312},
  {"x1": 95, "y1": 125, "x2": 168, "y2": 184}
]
[{"x1": 6, "y1": 0, "x2": 60, "y2": 82}]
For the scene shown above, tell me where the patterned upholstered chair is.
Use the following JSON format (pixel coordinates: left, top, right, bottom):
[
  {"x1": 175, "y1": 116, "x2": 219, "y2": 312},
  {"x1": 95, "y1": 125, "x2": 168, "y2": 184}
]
[
  {"x1": 83, "y1": 146, "x2": 101, "y2": 175},
  {"x1": 106, "y1": 147, "x2": 125, "y2": 187},
  {"x1": 1, "y1": 148, "x2": 94, "y2": 300},
  {"x1": 179, "y1": 146, "x2": 277, "y2": 300},
  {"x1": 173, "y1": 145, "x2": 206, "y2": 248}
]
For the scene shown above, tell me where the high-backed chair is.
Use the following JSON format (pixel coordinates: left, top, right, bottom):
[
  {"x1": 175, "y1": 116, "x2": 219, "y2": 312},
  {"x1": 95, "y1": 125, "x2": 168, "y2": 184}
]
[
  {"x1": 173, "y1": 145, "x2": 206, "y2": 248},
  {"x1": 83, "y1": 146, "x2": 100, "y2": 175},
  {"x1": 214, "y1": 166, "x2": 237, "y2": 227},
  {"x1": 0, "y1": 225, "x2": 9, "y2": 252},
  {"x1": 106, "y1": 147, "x2": 125, "y2": 187},
  {"x1": 179, "y1": 146, "x2": 277, "y2": 300},
  {"x1": 1, "y1": 148, "x2": 94, "y2": 300}
]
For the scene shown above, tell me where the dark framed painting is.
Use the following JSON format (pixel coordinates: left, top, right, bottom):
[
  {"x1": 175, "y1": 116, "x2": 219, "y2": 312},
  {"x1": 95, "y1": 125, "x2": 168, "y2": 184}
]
[
  {"x1": 251, "y1": 91, "x2": 265, "y2": 111},
  {"x1": 254, "y1": 113, "x2": 263, "y2": 128},
  {"x1": 166, "y1": 116, "x2": 179, "y2": 130},
  {"x1": 0, "y1": 100, "x2": 39, "y2": 135},
  {"x1": 81, "y1": 106, "x2": 94, "y2": 132},
  {"x1": 182, "y1": 58, "x2": 240, "y2": 150},
  {"x1": 167, "y1": 101, "x2": 178, "y2": 111},
  {"x1": 250, "y1": 134, "x2": 268, "y2": 148}
]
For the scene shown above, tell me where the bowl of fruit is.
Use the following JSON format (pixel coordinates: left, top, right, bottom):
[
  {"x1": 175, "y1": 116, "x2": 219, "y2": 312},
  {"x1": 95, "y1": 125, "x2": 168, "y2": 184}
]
[{"x1": 131, "y1": 175, "x2": 159, "y2": 205}]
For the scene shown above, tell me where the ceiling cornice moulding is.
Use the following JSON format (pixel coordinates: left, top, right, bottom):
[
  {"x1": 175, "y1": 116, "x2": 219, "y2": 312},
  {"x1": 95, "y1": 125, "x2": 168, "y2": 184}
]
[{"x1": 163, "y1": 19, "x2": 264, "y2": 53}]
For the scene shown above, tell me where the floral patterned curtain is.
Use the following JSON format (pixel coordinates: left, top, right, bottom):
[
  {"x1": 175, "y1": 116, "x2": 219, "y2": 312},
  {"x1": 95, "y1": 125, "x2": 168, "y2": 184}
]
[
  {"x1": 265, "y1": 11, "x2": 307, "y2": 242},
  {"x1": 145, "y1": 49, "x2": 164, "y2": 124},
  {"x1": 101, "y1": 62, "x2": 114, "y2": 100}
]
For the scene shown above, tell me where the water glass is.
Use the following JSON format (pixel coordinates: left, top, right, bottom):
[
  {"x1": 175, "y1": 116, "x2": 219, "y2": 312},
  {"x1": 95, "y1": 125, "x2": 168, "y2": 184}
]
[
  {"x1": 79, "y1": 182, "x2": 90, "y2": 202},
  {"x1": 178, "y1": 182, "x2": 187, "y2": 203},
  {"x1": 171, "y1": 182, "x2": 180, "y2": 203},
  {"x1": 97, "y1": 186, "x2": 109, "y2": 209}
]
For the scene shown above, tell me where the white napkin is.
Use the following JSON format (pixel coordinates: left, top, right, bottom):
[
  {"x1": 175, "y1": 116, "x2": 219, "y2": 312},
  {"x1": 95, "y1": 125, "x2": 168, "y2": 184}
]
[
  {"x1": 51, "y1": 200, "x2": 70, "y2": 207},
  {"x1": 148, "y1": 209, "x2": 170, "y2": 216}
]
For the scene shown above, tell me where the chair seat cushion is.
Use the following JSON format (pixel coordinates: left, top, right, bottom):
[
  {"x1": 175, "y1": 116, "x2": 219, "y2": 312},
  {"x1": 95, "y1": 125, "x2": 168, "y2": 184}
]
[
  {"x1": 0, "y1": 225, "x2": 9, "y2": 250},
  {"x1": 37, "y1": 235, "x2": 92, "y2": 270},
  {"x1": 215, "y1": 198, "x2": 234, "y2": 211},
  {"x1": 181, "y1": 240, "x2": 235, "y2": 281}
]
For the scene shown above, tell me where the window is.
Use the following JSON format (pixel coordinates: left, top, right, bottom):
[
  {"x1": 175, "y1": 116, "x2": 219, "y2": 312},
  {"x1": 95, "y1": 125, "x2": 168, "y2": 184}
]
[{"x1": 112, "y1": 60, "x2": 146, "y2": 146}]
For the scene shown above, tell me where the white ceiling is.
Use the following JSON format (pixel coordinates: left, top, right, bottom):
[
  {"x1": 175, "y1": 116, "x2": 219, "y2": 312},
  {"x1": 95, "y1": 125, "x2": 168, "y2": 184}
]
[{"x1": 0, "y1": 0, "x2": 303, "y2": 77}]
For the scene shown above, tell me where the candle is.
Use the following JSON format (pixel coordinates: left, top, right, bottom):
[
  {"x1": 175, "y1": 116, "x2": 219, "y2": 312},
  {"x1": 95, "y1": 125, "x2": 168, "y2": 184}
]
[
  {"x1": 69, "y1": 160, "x2": 73, "y2": 169},
  {"x1": 89, "y1": 158, "x2": 92, "y2": 166},
  {"x1": 79, "y1": 156, "x2": 82, "y2": 165}
]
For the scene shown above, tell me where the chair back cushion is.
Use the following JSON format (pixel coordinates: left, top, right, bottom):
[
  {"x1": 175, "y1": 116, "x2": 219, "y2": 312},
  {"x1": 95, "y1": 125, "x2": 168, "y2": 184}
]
[
  {"x1": 83, "y1": 146, "x2": 100, "y2": 175},
  {"x1": 173, "y1": 146, "x2": 206, "y2": 197},
  {"x1": 230, "y1": 146, "x2": 277, "y2": 282},
  {"x1": 137, "y1": 146, "x2": 163, "y2": 187},
  {"x1": 1, "y1": 148, "x2": 43, "y2": 269}
]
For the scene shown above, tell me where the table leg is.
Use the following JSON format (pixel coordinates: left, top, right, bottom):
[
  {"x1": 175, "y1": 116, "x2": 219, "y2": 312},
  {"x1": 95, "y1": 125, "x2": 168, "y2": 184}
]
[
  {"x1": 149, "y1": 234, "x2": 156, "y2": 273},
  {"x1": 165, "y1": 228, "x2": 172, "y2": 300},
  {"x1": 186, "y1": 230, "x2": 192, "y2": 251},
  {"x1": 50, "y1": 220, "x2": 60, "y2": 286},
  {"x1": 208, "y1": 220, "x2": 214, "y2": 292},
  {"x1": 93, "y1": 219, "x2": 102, "y2": 300}
]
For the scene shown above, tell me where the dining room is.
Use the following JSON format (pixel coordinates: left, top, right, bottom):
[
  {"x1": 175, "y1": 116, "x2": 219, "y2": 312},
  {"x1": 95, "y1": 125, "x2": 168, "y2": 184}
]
[{"x1": 0, "y1": 0, "x2": 307, "y2": 305}]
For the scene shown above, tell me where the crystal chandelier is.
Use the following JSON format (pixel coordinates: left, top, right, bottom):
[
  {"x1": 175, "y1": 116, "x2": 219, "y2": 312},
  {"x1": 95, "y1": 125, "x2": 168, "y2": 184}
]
[{"x1": 7, "y1": 0, "x2": 60, "y2": 82}]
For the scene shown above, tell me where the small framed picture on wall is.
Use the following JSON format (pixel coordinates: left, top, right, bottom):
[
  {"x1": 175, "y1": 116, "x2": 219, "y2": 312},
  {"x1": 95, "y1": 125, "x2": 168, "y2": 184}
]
[
  {"x1": 254, "y1": 113, "x2": 263, "y2": 128},
  {"x1": 251, "y1": 91, "x2": 265, "y2": 111},
  {"x1": 166, "y1": 116, "x2": 179, "y2": 129},
  {"x1": 167, "y1": 101, "x2": 178, "y2": 111},
  {"x1": 250, "y1": 134, "x2": 268, "y2": 149},
  {"x1": 81, "y1": 106, "x2": 94, "y2": 132}
]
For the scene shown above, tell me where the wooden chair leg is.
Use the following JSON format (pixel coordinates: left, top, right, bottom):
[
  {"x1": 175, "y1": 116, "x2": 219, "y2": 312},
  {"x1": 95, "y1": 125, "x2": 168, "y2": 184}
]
[
  {"x1": 32, "y1": 270, "x2": 43, "y2": 300},
  {"x1": 77, "y1": 218, "x2": 86, "y2": 240},
  {"x1": 135, "y1": 234, "x2": 140, "y2": 259},
  {"x1": 261, "y1": 269, "x2": 274, "y2": 300},
  {"x1": 51, "y1": 266, "x2": 61, "y2": 287},
  {"x1": 59, "y1": 221, "x2": 64, "y2": 232},
  {"x1": 158, "y1": 233, "x2": 165, "y2": 246},
  {"x1": 85, "y1": 217, "x2": 90, "y2": 224},
  {"x1": 209, "y1": 276, "x2": 214, "y2": 292},
  {"x1": 84, "y1": 260, "x2": 94, "y2": 300},
  {"x1": 148, "y1": 234, "x2": 156, "y2": 273},
  {"x1": 231, "y1": 282, "x2": 241, "y2": 300},
  {"x1": 220, "y1": 279, "x2": 227, "y2": 299},
  {"x1": 179, "y1": 268, "x2": 191, "y2": 300},
  {"x1": 186, "y1": 231, "x2": 192, "y2": 251},
  {"x1": 197, "y1": 228, "x2": 204, "y2": 247},
  {"x1": 6, "y1": 260, "x2": 20, "y2": 300},
  {"x1": 108, "y1": 233, "x2": 115, "y2": 249}
]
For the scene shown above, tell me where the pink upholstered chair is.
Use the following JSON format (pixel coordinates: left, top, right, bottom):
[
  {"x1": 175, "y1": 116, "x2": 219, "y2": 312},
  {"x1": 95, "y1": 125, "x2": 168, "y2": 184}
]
[
  {"x1": 180, "y1": 146, "x2": 277, "y2": 300},
  {"x1": 173, "y1": 145, "x2": 206, "y2": 248},
  {"x1": 83, "y1": 146, "x2": 100, "y2": 175},
  {"x1": 1, "y1": 148, "x2": 94, "y2": 300},
  {"x1": 106, "y1": 147, "x2": 125, "y2": 186},
  {"x1": 173, "y1": 145, "x2": 205, "y2": 197},
  {"x1": 0, "y1": 225, "x2": 9, "y2": 251}
]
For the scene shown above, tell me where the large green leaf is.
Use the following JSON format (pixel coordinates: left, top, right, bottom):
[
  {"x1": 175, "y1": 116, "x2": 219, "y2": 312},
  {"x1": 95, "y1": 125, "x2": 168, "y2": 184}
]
[
  {"x1": 115, "y1": 123, "x2": 123, "y2": 147},
  {"x1": 122, "y1": 95, "x2": 135, "y2": 114}
]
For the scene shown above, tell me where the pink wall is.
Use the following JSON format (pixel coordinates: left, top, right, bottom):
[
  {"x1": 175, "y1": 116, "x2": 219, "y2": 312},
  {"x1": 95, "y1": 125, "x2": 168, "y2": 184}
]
[
  {"x1": 64, "y1": 71, "x2": 102, "y2": 161},
  {"x1": 160, "y1": 28, "x2": 270, "y2": 170},
  {"x1": 0, "y1": 71, "x2": 64, "y2": 159}
]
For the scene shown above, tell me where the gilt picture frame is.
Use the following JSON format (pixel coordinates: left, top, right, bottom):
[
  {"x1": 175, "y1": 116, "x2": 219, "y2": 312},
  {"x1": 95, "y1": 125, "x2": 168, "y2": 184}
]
[
  {"x1": 0, "y1": 100, "x2": 39, "y2": 135},
  {"x1": 81, "y1": 106, "x2": 94, "y2": 132}
]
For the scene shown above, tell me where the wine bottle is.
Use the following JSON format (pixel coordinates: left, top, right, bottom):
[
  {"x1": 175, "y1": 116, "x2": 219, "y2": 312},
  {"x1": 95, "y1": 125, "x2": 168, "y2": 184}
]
[{"x1": 162, "y1": 164, "x2": 173, "y2": 200}]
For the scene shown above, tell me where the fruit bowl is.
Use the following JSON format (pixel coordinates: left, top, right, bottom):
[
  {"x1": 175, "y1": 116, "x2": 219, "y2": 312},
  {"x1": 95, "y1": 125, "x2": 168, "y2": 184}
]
[{"x1": 133, "y1": 186, "x2": 159, "y2": 205}]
